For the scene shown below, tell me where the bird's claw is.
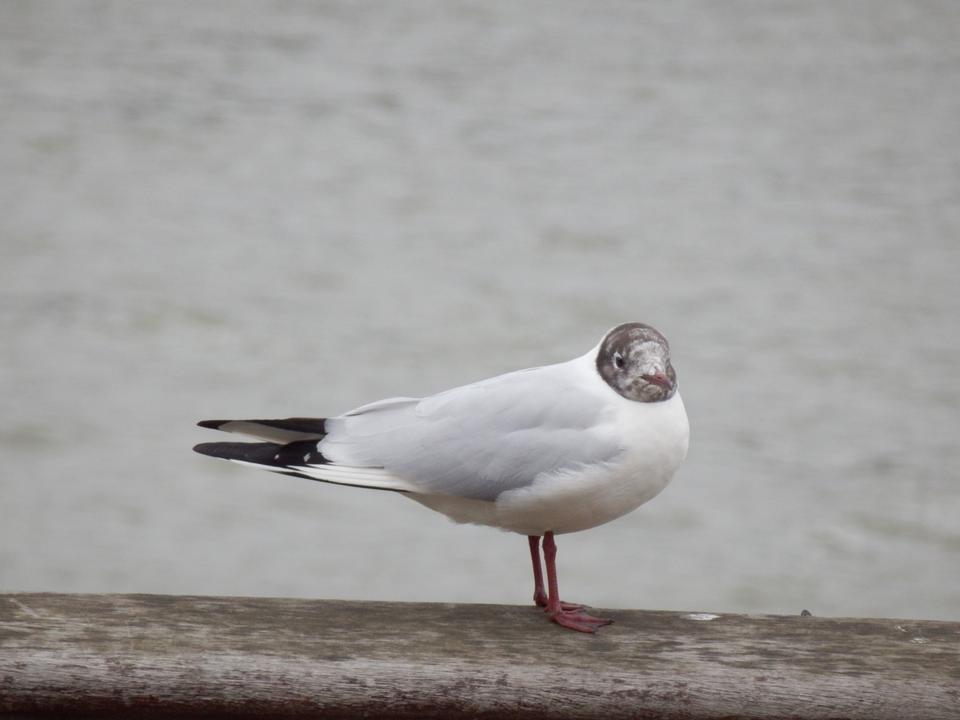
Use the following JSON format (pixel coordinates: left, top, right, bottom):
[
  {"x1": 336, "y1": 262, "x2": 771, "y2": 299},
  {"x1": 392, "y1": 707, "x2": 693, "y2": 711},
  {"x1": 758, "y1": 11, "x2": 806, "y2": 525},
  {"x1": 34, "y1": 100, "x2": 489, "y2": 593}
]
[
  {"x1": 534, "y1": 592, "x2": 584, "y2": 612},
  {"x1": 548, "y1": 607, "x2": 613, "y2": 634}
]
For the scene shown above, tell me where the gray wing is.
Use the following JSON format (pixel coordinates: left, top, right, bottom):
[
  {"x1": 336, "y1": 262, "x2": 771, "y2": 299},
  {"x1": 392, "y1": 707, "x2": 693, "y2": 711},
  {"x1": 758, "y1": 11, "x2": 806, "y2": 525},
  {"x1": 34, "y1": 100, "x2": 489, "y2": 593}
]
[{"x1": 320, "y1": 362, "x2": 622, "y2": 501}]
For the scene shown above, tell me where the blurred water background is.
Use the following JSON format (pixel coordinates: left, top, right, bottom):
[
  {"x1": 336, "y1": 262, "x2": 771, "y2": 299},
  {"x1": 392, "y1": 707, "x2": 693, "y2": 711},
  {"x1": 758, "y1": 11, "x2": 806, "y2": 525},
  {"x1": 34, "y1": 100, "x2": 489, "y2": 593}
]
[{"x1": 1, "y1": 1, "x2": 958, "y2": 621}]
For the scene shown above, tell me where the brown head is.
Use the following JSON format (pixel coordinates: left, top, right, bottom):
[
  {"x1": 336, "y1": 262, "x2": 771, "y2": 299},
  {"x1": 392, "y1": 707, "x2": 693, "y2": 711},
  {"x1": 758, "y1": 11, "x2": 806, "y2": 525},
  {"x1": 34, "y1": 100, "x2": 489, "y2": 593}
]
[{"x1": 595, "y1": 322, "x2": 678, "y2": 402}]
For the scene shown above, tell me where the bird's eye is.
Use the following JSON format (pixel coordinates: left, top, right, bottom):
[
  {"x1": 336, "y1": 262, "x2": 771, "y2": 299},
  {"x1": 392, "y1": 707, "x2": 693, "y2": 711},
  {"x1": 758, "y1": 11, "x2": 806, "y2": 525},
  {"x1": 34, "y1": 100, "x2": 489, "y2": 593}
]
[{"x1": 613, "y1": 352, "x2": 624, "y2": 369}]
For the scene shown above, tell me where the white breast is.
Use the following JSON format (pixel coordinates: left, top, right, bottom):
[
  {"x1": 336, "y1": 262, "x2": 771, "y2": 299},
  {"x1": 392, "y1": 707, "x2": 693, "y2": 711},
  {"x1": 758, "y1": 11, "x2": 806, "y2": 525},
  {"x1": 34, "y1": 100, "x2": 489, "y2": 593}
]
[{"x1": 412, "y1": 389, "x2": 690, "y2": 536}]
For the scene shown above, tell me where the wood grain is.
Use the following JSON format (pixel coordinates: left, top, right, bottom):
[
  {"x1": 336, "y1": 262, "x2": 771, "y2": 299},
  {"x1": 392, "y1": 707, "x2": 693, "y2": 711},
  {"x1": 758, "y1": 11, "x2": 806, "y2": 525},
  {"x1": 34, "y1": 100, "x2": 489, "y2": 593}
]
[{"x1": 0, "y1": 593, "x2": 957, "y2": 718}]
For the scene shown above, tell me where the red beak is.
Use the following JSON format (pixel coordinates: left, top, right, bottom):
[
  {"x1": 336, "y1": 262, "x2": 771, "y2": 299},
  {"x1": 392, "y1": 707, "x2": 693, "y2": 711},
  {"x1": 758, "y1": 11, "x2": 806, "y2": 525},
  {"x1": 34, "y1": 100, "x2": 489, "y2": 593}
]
[{"x1": 642, "y1": 372, "x2": 673, "y2": 391}]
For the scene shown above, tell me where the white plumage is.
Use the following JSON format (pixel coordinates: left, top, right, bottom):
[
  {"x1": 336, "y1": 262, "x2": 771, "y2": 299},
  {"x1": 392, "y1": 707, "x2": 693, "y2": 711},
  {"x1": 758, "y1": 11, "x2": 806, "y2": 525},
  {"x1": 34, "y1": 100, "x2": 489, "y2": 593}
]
[
  {"x1": 203, "y1": 340, "x2": 688, "y2": 535},
  {"x1": 195, "y1": 322, "x2": 690, "y2": 633}
]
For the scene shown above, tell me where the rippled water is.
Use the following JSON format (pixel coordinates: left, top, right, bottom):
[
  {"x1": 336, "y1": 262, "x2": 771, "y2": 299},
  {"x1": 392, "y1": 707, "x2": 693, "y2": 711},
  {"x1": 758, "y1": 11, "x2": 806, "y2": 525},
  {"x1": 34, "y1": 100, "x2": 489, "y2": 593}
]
[{"x1": 2, "y1": 1, "x2": 958, "y2": 620}]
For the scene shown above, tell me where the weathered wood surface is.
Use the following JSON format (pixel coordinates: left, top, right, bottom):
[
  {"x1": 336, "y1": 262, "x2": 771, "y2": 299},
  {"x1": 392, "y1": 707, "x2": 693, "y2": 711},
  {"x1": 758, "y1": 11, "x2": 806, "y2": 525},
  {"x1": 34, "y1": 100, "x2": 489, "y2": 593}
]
[{"x1": 0, "y1": 593, "x2": 957, "y2": 719}]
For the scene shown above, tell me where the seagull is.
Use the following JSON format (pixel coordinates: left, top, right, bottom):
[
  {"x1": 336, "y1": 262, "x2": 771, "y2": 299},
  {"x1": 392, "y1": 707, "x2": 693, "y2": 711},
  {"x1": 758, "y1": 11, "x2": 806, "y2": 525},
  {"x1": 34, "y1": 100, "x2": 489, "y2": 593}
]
[{"x1": 194, "y1": 322, "x2": 689, "y2": 633}]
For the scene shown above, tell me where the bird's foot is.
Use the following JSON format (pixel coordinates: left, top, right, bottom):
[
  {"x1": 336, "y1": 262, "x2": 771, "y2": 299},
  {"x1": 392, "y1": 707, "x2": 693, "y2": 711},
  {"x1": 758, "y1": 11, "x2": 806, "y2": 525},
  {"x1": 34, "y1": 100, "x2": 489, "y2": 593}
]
[
  {"x1": 547, "y1": 607, "x2": 613, "y2": 634},
  {"x1": 534, "y1": 590, "x2": 584, "y2": 612}
]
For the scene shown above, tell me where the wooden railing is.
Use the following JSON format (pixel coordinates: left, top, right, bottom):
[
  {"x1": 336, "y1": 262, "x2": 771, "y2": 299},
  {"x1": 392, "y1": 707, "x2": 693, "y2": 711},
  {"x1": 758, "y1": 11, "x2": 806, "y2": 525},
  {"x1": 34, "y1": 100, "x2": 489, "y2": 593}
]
[{"x1": 1, "y1": 593, "x2": 957, "y2": 718}]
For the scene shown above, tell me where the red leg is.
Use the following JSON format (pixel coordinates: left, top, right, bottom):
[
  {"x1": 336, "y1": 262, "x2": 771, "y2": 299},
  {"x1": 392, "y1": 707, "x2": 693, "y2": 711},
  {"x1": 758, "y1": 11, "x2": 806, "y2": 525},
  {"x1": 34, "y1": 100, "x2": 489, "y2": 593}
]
[
  {"x1": 542, "y1": 531, "x2": 613, "y2": 633},
  {"x1": 529, "y1": 535, "x2": 549, "y2": 607},
  {"x1": 529, "y1": 535, "x2": 584, "y2": 611}
]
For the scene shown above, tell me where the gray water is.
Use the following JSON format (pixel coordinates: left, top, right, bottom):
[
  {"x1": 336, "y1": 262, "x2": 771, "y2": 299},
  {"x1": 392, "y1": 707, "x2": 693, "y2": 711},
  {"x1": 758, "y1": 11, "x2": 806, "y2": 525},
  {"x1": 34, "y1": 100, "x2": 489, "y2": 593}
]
[{"x1": 1, "y1": 1, "x2": 958, "y2": 621}]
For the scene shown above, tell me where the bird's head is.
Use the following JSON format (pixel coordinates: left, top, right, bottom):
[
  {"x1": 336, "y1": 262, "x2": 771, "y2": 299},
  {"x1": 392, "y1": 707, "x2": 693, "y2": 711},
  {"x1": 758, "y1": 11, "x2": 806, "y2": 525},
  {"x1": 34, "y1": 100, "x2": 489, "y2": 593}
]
[{"x1": 596, "y1": 322, "x2": 677, "y2": 403}]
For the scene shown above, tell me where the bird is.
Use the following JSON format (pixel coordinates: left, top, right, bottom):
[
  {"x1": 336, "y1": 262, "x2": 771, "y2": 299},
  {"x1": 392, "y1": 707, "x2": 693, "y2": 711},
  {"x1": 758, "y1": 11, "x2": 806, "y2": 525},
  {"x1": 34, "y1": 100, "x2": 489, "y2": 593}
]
[{"x1": 194, "y1": 322, "x2": 689, "y2": 633}]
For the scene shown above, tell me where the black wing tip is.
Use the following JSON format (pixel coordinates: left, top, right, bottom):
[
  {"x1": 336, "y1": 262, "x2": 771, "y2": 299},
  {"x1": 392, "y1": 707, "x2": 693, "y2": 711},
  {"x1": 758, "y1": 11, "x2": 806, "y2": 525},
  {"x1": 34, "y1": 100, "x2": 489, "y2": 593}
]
[
  {"x1": 196, "y1": 418, "x2": 327, "y2": 436},
  {"x1": 193, "y1": 441, "x2": 249, "y2": 459},
  {"x1": 255, "y1": 417, "x2": 327, "y2": 435},
  {"x1": 193, "y1": 441, "x2": 407, "y2": 494},
  {"x1": 193, "y1": 439, "x2": 326, "y2": 466}
]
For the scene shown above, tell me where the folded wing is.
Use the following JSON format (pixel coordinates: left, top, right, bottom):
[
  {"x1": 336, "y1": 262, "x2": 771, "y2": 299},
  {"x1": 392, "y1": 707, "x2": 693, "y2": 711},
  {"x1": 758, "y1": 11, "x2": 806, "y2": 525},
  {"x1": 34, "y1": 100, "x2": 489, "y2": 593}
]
[
  {"x1": 321, "y1": 362, "x2": 622, "y2": 501},
  {"x1": 196, "y1": 361, "x2": 622, "y2": 502}
]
